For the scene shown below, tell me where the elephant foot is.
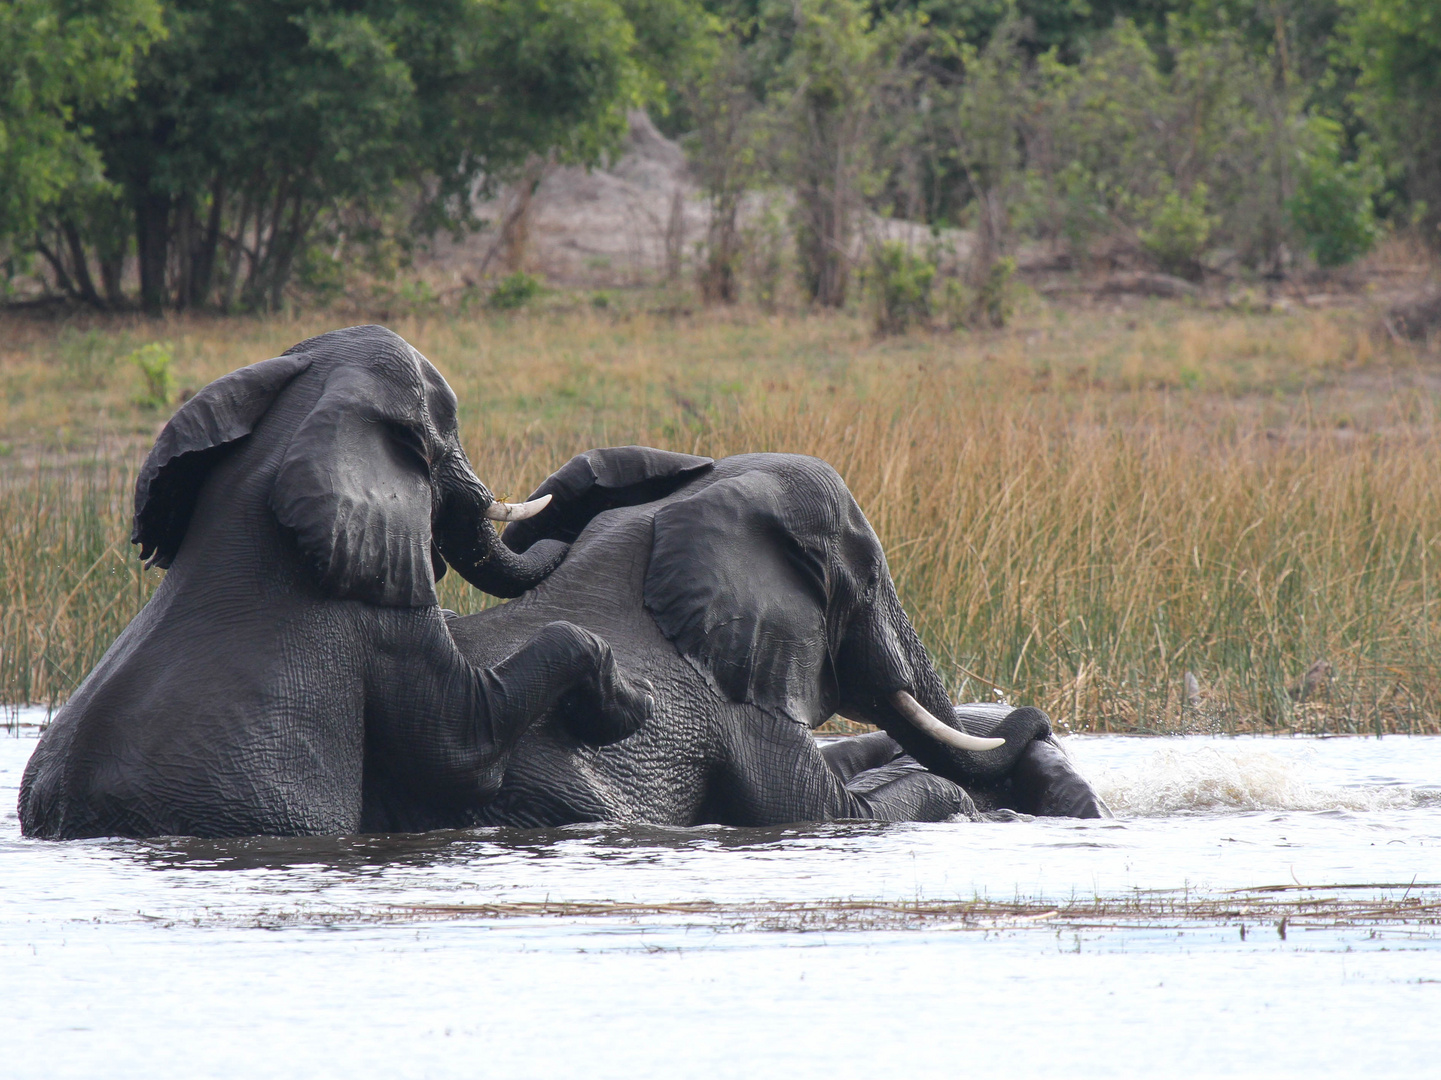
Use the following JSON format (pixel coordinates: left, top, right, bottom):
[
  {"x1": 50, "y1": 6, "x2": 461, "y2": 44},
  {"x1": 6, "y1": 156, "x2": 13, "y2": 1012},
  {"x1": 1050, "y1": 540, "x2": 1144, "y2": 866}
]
[{"x1": 559, "y1": 637, "x2": 654, "y2": 746}]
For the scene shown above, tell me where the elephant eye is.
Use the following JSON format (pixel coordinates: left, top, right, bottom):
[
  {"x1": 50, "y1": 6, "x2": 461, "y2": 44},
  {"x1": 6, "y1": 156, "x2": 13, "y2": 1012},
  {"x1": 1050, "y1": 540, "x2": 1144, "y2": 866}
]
[{"x1": 387, "y1": 422, "x2": 430, "y2": 467}]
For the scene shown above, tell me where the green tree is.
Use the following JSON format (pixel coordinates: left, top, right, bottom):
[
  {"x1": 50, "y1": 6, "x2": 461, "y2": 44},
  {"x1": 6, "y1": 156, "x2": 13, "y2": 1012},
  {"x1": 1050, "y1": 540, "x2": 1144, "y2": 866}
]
[
  {"x1": 946, "y1": 17, "x2": 1034, "y2": 280},
  {"x1": 775, "y1": 0, "x2": 923, "y2": 307},
  {"x1": 1343, "y1": 0, "x2": 1441, "y2": 248},
  {"x1": 0, "y1": 0, "x2": 162, "y2": 256},
  {"x1": 681, "y1": 25, "x2": 766, "y2": 303},
  {"x1": 40, "y1": 0, "x2": 683, "y2": 313}
]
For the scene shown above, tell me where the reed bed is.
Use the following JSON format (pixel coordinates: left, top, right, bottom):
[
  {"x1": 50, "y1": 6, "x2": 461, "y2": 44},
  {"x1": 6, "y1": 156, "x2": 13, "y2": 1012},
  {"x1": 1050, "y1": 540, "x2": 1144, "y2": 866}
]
[{"x1": 3, "y1": 300, "x2": 1439, "y2": 732}]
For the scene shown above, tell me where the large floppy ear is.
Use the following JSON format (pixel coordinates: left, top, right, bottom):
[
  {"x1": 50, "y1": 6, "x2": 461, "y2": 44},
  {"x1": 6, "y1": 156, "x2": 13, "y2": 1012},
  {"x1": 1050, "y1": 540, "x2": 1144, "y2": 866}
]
[
  {"x1": 270, "y1": 363, "x2": 437, "y2": 607},
  {"x1": 643, "y1": 471, "x2": 837, "y2": 726},
  {"x1": 501, "y1": 445, "x2": 713, "y2": 554},
  {"x1": 132, "y1": 352, "x2": 313, "y2": 568}
]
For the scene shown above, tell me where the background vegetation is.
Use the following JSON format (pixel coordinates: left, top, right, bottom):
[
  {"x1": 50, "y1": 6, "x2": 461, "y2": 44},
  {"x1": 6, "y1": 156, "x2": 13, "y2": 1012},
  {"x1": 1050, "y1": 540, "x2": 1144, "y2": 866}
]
[
  {"x1": 3, "y1": 0, "x2": 1439, "y2": 315},
  {"x1": 4, "y1": 295, "x2": 1439, "y2": 733}
]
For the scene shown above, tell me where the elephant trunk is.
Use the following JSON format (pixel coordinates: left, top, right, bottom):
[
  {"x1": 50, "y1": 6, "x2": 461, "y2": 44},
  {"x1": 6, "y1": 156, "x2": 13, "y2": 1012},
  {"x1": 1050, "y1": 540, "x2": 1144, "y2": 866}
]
[
  {"x1": 844, "y1": 593, "x2": 1051, "y2": 784},
  {"x1": 885, "y1": 690, "x2": 1051, "y2": 783},
  {"x1": 433, "y1": 454, "x2": 569, "y2": 599}
]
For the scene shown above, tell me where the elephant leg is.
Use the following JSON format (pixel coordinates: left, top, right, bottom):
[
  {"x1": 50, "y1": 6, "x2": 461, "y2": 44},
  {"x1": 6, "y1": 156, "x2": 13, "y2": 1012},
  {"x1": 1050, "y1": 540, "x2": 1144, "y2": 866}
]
[
  {"x1": 842, "y1": 757, "x2": 979, "y2": 821},
  {"x1": 707, "y1": 712, "x2": 970, "y2": 826},
  {"x1": 364, "y1": 617, "x2": 652, "y2": 830},
  {"x1": 820, "y1": 730, "x2": 904, "y2": 781},
  {"x1": 484, "y1": 620, "x2": 655, "y2": 747}
]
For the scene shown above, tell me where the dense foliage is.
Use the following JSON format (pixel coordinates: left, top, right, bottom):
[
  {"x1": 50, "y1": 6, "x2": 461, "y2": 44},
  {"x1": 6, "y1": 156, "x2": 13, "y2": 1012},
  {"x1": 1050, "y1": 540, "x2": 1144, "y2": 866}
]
[
  {"x1": 1, "y1": 0, "x2": 1432, "y2": 312},
  {"x1": 4, "y1": 0, "x2": 674, "y2": 311}
]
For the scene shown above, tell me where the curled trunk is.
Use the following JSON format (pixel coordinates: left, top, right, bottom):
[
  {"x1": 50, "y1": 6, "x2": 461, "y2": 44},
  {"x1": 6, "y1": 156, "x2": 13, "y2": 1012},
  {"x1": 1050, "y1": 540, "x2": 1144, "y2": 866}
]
[{"x1": 433, "y1": 456, "x2": 569, "y2": 599}]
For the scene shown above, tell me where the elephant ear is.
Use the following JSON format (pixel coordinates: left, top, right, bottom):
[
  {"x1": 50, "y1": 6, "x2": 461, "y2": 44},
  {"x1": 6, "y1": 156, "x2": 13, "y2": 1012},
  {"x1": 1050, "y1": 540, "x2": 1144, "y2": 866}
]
[
  {"x1": 644, "y1": 471, "x2": 836, "y2": 726},
  {"x1": 132, "y1": 352, "x2": 313, "y2": 568},
  {"x1": 270, "y1": 363, "x2": 437, "y2": 608},
  {"x1": 502, "y1": 445, "x2": 713, "y2": 554}
]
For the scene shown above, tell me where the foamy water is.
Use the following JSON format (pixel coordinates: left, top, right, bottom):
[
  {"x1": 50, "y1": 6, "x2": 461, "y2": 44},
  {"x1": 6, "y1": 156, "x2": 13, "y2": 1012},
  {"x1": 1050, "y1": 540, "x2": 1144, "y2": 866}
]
[
  {"x1": 1074, "y1": 736, "x2": 1441, "y2": 815},
  {"x1": 2, "y1": 709, "x2": 1438, "y2": 1077}
]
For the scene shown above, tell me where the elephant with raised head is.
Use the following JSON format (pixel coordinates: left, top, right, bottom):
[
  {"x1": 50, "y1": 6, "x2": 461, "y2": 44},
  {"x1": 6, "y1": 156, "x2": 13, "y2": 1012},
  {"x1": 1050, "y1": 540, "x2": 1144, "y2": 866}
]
[
  {"x1": 430, "y1": 446, "x2": 1109, "y2": 830},
  {"x1": 19, "y1": 326, "x2": 653, "y2": 839}
]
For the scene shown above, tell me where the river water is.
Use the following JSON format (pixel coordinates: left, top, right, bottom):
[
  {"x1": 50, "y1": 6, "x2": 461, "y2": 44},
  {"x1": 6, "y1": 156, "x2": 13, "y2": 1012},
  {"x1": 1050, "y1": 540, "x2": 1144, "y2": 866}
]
[{"x1": 2, "y1": 708, "x2": 1438, "y2": 1078}]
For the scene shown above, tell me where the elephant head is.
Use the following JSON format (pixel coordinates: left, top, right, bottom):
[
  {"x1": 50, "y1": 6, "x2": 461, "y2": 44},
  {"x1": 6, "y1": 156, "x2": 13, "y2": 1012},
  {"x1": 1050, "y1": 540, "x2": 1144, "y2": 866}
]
[
  {"x1": 131, "y1": 324, "x2": 564, "y2": 604},
  {"x1": 506, "y1": 448, "x2": 1049, "y2": 786}
]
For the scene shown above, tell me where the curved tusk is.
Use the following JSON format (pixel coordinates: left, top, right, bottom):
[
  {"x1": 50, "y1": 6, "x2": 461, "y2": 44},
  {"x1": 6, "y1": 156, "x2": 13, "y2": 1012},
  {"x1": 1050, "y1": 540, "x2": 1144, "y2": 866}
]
[
  {"x1": 483, "y1": 493, "x2": 553, "y2": 522},
  {"x1": 892, "y1": 690, "x2": 1005, "y2": 752}
]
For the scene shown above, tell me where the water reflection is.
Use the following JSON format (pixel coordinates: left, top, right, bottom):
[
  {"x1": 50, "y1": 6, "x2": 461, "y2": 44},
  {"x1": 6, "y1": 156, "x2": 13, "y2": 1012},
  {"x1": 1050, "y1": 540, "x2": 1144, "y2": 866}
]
[{"x1": 130, "y1": 818, "x2": 937, "y2": 874}]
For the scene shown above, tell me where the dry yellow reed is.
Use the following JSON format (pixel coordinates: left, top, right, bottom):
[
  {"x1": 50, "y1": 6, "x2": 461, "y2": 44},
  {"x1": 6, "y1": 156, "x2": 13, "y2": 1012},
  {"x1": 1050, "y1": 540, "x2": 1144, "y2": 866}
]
[{"x1": 4, "y1": 301, "x2": 1437, "y2": 732}]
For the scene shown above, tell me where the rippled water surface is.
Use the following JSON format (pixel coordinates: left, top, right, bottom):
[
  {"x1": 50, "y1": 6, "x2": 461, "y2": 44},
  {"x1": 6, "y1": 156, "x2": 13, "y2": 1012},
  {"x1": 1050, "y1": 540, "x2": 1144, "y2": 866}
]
[{"x1": 3, "y1": 710, "x2": 1439, "y2": 1078}]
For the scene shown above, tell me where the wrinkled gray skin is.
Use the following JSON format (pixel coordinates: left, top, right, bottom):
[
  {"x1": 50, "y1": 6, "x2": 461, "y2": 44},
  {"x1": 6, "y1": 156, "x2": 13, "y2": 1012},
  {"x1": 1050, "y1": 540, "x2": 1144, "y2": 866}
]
[
  {"x1": 433, "y1": 447, "x2": 1110, "y2": 830},
  {"x1": 19, "y1": 326, "x2": 653, "y2": 839}
]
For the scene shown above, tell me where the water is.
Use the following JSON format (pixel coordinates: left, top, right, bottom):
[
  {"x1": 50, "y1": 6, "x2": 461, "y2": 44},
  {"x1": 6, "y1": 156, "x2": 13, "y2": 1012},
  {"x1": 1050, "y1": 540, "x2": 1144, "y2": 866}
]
[{"x1": 3, "y1": 708, "x2": 1439, "y2": 1078}]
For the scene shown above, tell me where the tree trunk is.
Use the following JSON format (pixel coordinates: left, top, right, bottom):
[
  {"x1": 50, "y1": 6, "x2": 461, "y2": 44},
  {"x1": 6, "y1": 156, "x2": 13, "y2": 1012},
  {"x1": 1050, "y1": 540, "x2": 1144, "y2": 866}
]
[
  {"x1": 701, "y1": 193, "x2": 740, "y2": 303},
  {"x1": 136, "y1": 190, "x2": 172, "y2": 316},
  {"x1": 665, "y1": 187, "x2": 686, "y2": 284},
  {"x1": 34, "y1": 236, "x2": 79, "y2": 300},
  {"x1": 187, "y1": 179, "x2": 225, "y2": 309},
  {"x1": 61, "y1": 223, "x2": 104, "y2": 308},
  {"x1": 99, "y1": 249, "x2": 126, "y2": 308},
  {"x1": 172, "y1": 199, "x2": 194, "y2": 311}
]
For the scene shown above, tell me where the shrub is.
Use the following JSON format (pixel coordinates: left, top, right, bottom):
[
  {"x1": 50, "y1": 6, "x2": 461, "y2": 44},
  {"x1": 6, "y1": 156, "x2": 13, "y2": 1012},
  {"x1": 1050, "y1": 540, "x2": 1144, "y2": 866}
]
[
  {"x1": 488, "y1": 271, "x2": 544, "y2": 310},
  {"x1": 1139, "y1": 184, "x2": 1216, "y2": 280},
  {"x1": 870, "y1": 240, "x2": 935, "y2": 334},
  {"x1": 129, "y1": 343, "x2": 175, "y2": 409},
  {"x1": 938, "y1": 255, "x2": 1016, "y2": 330},
  {"x1": 973, "y1": 256, "x2": 1016, "y2": 328},
  {"x1": 1288, "y1": 119, "x2": 1382, "y2": 268}
]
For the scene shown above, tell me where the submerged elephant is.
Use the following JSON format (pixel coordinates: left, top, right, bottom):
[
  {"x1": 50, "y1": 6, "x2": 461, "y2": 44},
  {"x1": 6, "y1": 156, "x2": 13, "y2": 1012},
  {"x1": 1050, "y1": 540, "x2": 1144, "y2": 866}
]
[
  {"x1": 19, "y1": 326, "x2": 653, "y2": 839},
  {"x1": 403, "y1": 447, "x2": 1108, "y2": 831}
]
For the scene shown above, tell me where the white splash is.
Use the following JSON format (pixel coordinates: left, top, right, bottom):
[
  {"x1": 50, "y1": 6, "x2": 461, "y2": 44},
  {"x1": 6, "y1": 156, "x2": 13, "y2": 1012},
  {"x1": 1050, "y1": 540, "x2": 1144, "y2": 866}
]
[{"x1": 1069, "y1": 740, "x2": 1423, "y2": 816}]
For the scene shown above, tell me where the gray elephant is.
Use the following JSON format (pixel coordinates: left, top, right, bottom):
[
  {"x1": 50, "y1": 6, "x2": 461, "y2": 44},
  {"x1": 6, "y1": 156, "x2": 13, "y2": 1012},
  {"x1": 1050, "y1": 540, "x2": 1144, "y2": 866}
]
[
  {"x1": 392, "y1": 446, "x2": 1109, "y2": 831},
  {"x1": 19, "y1": 326, "x2": 653, "y2": 839}
]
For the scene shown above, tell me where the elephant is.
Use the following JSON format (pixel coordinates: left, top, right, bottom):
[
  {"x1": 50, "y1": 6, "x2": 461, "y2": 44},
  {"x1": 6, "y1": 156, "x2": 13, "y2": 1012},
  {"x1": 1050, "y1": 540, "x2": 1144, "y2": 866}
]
[
  {"x1": 401, "y1": 446, "x2": 1110, "y2": 831},
  {"x1": 19, "y1": 325, "x2": 655, "y2": 840}
]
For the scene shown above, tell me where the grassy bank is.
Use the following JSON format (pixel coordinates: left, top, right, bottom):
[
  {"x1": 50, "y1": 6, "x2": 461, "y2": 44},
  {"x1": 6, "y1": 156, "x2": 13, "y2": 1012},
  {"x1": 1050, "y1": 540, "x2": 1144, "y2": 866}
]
[{"x1": 4, "y1": 297, "x2": 1439, "y2": 733}]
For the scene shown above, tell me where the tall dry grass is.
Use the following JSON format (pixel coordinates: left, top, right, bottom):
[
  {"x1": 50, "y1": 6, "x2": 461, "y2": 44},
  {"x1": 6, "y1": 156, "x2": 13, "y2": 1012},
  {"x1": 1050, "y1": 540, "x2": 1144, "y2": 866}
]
[
  {"x1": 3, "y1": 302, "x2": 1438, "y2": 732},
  {"x1": 0, "y1": 463, "x2": 162, "y2": 715}
]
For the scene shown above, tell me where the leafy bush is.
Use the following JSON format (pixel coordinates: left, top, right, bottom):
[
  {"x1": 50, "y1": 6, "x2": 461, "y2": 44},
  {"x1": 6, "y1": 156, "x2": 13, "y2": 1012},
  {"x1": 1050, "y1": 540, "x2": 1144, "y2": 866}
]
[
  {"x1": 1288, "y1": 119, "x2": 1383, "y2": 268},
  {"x1": 1139, "y1": 184, "x2": 1217, "y2": 280},
  {"x1": 743, "y1": 196, "x2": 791, "y2": 312},
  {"x1": 1343, "y1": 0, "x2": 1441, "y2": 249},
  {"x1": 975, "y1": 256, "x2": 1016, "y2": 328},
  {"x1": 129, "y1": 343, "x2": 175, "y2": 409},
  {"x1": 488, "y1": 272, "x2": 544, "y2": 311},
  {"x1": 939, "y1": 255, "x2": 1016, "y2": 330},
  {"x1": 870, "y1": 241, "x2": 935, "y2": 334}
]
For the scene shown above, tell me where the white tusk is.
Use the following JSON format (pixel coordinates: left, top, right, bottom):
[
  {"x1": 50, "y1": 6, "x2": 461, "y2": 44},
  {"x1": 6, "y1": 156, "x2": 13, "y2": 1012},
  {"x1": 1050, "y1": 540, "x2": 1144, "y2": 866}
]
[
  {"x1": 483, "y1": 493, "x2": 553, "y2": 522},
  {"x1": 892, "y1": 690, "x2": 1005, "y2": 752}
]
